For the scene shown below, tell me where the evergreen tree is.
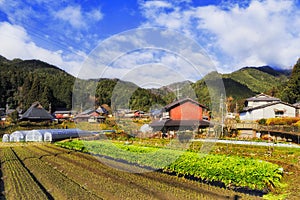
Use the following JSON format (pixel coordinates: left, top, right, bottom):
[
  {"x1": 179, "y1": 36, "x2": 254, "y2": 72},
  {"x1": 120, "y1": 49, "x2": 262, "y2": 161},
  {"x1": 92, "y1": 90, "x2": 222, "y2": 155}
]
[
  {"x1": 26, "y1": 76, "x2": 41, "y2": 109},
  {"x1": 281, "y1": 59, "x2": 300, "y2": 103},
  {"x1": 40, "y1": 86, "x2": 54, "y2": 110},
  {"x1": 20, "y1": 73, "x2": 33, "y2": 109}
]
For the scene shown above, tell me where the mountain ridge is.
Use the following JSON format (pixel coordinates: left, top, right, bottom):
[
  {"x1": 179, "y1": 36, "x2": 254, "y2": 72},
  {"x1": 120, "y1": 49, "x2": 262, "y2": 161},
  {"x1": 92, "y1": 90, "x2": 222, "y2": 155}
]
[{"x1": 0, "y1": 55, "x2": 295, "y2": 112}]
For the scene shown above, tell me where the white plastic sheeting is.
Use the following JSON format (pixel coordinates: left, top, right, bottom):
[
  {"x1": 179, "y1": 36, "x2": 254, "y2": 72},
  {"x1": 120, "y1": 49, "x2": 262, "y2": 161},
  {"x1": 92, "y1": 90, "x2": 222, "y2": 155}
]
[
  {"x1": 140, "y1": 124, "x2": 153, "y2": 133},
  {"x1": 2, "y1": 134, "x2": 9, "y2": 142},
  {"x1": 3, "y1": 128, "x2": 94, "y2": 143},
  {"x1": 40, "y1": 129, "x2": 92, "y2": 141},
  {"x1": 25, "y1": 130, "x2": 43, "y2": 142},
  {"x1": 43, "y1": 132, "x2": 52, "y2": 142},
  {"x1": 10, "y1": 131, "x2": 27, "y2": 142}
]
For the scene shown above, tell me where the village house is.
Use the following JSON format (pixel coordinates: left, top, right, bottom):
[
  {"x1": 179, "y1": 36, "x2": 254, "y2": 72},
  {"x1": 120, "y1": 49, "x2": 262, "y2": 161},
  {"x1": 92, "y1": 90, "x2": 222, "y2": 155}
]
[
  {"x1": 293, "y1": 102, "x2": 300, "y2": 117},
  {"x1": 239, "y1": 93, "x2": 298, "y2": 121},
  {"x1": 54, "y1": 110, "x2": 76, "y2": 120},
  {"x1": 20, "y1": 102, "x2": 54, "y2": 122},
  {"x1": 74, "y1": 106, "x2": 108, "y2": 123},
  {"x1": 150, "y1": 98, "x2": 211, "y2": 133}
]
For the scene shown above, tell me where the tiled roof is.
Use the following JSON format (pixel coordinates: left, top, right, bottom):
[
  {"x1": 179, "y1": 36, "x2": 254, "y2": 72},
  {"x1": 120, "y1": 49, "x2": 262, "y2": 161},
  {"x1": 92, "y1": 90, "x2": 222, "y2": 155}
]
[
  {"x1": 164, "y1": 98, "x2": 207, "y2": 111},
  {"x1": 246, "y1": 93, "x2": 280, "y2": 102},
  {"x1": 150, "y1": 119, "x2": 211, "y2": 127},
  {"x1": 241, "y1": 101, "x2": 297, "y2": 113},
  {"x1": 293, "y1": 102, "x2": 300, "y2": 108}
]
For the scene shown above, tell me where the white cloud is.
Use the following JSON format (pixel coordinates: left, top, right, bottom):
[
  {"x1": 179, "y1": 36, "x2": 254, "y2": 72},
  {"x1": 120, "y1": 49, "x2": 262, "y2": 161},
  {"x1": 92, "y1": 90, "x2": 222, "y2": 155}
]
[
  {"x1": 139, "y1": 0, "x2": 300, "y2": 71},
  {"x1": 54, "y1": 5, "x2": 104, "y2": 30},
  {"x1": 142, "y1": 0, "x2": 172, "y2": 9},
  {"x1": 194, "y1": 0, "x2": 300, "y2": 69},
  {"x1": 77, "y1": 28, "x2": 217, "y2": 85},
  {"x1": 87, "y1": 9, "x2": 103, "y2": 21},
  {"x1": 120, "y1": 63, "x2": 188, "y2": 88},
  {"x1": 55, "y1": 6, "x2": 86, "y2": 29},
  {"x1": 0, "y1": 22, "x2": 85, "y2": 76}
]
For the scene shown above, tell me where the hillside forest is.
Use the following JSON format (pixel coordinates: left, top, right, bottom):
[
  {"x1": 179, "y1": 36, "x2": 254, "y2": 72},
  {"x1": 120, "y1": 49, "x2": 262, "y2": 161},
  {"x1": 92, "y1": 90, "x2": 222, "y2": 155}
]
[{"x1": 0, "y1": 55, "x2": 299, "y2": 113}]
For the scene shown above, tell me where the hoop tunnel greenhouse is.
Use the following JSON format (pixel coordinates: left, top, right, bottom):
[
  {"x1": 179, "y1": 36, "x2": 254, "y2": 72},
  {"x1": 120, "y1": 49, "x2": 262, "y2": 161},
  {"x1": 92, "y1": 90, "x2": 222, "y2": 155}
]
[{"x1": 3, "y1": 129, "x2": 94, "y2": 142}]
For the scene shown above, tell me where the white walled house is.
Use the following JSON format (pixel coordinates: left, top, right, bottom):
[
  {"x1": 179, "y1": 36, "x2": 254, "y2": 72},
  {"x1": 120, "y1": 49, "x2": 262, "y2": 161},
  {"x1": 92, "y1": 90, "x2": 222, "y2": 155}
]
[
  {"x1": 244, "y1": 93, "x2": 280, "y2": 108},
  {"x1": 293, "y1": 102, "x2": 300, "y2": 117},
  {"x1": 240, "y1": 94, "x2": 298, "y2": 121}
]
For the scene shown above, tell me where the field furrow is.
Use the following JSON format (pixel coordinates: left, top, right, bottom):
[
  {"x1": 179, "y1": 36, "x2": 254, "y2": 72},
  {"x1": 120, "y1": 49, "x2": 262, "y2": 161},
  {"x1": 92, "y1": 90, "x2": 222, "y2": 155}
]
[
  {"x1": 32, "y1": 144, "x2": 256, "y2": 200},
  {"x1": 11, "y1": 146, "x2": 101, "y2": 200},
  {"x1": 0, "y1": 143, "x2": 262, "y2": 200},
  {"x1": 0, "y1": 148, "x2": 49, "y2": 200}
]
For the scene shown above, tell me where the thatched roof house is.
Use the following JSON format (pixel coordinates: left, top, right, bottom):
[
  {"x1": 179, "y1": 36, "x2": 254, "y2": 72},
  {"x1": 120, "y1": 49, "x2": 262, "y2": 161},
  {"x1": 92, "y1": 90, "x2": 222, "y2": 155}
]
[{"x1": 21, "y1": 102, "x2": 54, "y2": 122}]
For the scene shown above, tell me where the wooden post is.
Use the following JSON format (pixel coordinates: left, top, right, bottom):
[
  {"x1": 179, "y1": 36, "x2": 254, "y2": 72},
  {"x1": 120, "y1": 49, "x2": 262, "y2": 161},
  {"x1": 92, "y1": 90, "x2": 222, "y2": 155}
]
[{"x1": 252, "y1": 129, "x2": 255, "y2": 138}]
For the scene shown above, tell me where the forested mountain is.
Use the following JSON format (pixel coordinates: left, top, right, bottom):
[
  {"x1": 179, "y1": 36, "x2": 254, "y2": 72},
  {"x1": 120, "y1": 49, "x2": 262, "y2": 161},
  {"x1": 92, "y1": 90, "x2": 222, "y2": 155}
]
[
  {"x1": 0, "y1": 57, "x2": 75, "y2": 111},
  {"x1": 93, "y1": 78, "x2": 165, "y2": 111},
  {"x1": 281, "y1": 58, "x2": 300, "y2": 104},
  {"x1": 0, "y1": 57, "x2": 166, "y2": 112},
  {"x1": 159, "y1": 65, "x2": 292, "y2": 112},
  {"x1": 222, "y1": 66, "x2": 289, "y2": 94},
  {"x1": 0, "y1": 55, "x2": 297, "y2": 113}
]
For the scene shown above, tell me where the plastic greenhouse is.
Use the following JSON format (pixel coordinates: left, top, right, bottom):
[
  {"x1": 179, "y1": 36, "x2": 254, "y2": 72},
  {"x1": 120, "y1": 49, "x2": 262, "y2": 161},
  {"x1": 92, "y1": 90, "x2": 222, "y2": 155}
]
[
  {"x1": 25, "y1": 130, "x2": 43, "y2": 142},
  {"x1": 43, "y1": 131, "x2": 52, "y2": 142},
  {"x1": 44, "y1": 129, "x2": 93, "y2": 141},
  {"x1": 10, "y1": 131, "x2": 27, "y2": 142},
  {"x1": 3, "y1": 128, "x2": 94, "y2": 143},
  {"x1": 2, "y1": 134, "x2": 9, "y2": 142}
]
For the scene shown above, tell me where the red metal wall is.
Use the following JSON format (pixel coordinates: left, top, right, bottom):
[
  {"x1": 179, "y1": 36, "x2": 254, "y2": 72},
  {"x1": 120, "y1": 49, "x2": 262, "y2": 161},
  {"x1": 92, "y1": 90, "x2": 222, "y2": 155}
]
[{"x1": 169, "y1": 101, "x2": 202, "y2": 120}]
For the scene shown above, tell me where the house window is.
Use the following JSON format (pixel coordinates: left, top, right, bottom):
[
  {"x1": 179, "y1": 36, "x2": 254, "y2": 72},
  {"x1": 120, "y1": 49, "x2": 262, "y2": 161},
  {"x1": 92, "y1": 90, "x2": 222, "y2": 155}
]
[
  {"x1": 162, "y1": 112, "x2": 169, "y2": 119},
  {"x1": 274, "y1": 110, "x2": 284, "y2": 117}
]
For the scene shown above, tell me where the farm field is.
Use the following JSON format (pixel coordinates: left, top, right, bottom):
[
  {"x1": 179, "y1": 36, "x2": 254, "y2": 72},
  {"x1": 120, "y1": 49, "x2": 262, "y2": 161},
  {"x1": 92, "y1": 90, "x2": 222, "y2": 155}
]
[
  {"x1": 0, "y1": 143, "x2": 259, "y2": 200},
  {"x1": 0, "y1": 139, "x2": 299, "y2": 199}
]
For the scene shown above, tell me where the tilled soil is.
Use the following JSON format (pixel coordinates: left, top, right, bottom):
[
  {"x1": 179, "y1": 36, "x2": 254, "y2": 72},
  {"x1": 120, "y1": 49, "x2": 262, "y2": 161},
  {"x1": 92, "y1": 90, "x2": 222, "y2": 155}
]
[{"x1": 1, "y1": 144, "x2": 259, "y2": 200}]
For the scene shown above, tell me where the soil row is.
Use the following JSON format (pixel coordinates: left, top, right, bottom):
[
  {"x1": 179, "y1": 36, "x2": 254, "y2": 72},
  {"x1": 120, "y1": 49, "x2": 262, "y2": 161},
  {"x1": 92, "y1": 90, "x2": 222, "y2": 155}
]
[{"x1": 0, "y1": 144, "x2": 260, "y2": 199}]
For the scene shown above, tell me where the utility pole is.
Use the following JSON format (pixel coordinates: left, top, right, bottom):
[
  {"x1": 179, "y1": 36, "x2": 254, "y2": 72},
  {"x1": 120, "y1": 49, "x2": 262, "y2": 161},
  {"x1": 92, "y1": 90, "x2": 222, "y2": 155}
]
[
  {"x1": 174, "y1": 86, "x2": 182, "y2": 100},
  {"x1": 220, "y1": 94, "x2": 224, "y2": 138}
]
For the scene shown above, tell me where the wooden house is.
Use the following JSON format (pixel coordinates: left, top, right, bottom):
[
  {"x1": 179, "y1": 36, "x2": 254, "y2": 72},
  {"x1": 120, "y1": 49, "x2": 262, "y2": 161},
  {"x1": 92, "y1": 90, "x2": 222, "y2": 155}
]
[
  {"x1": 20, "y1": 102, "x2": 54, "y2": 122},
  {"x1": 74, "y1": 106, "x2": 108, "y2": 123},
  {"x1": 150, "y1": 98, "x2": 210, "y2": 132}
]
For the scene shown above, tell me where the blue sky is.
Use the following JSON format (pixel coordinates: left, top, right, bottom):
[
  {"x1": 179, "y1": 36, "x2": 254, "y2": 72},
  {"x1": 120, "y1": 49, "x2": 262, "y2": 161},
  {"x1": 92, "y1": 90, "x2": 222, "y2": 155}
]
[{"x1": 0, "y1": 0, "x2": 300, "y2": 86}]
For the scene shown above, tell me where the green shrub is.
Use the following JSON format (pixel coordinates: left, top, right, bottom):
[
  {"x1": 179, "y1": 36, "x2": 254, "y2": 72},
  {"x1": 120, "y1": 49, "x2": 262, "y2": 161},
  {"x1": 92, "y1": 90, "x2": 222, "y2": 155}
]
[
  {"x1": 257, "y1": 118, "x2": 267, "y2": 125},
  {"x1": 266, "y1": 117, "x2": 300, "y2": 126}
]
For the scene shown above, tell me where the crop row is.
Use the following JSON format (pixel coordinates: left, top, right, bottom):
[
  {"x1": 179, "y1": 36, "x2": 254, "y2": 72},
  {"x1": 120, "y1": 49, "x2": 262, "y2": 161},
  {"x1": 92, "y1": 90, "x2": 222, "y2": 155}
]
[
  {"x1": 33, "y1": 144, "x2": 251, "y2": 199},
  {"x1": 58, "y1": 140, "x2": 178, "y2": 169},
  {"x1": 0, "y1": 148, "x2": 48, "y2": 200},
  {"x1": 31, "y1": 145, "x2": 220, "y2": 199},
  {"x1": 11, "y1": 146, "x2": 101, "y2": 200},
  {"x1": 57, "y1": 140, "x2": 284, "y2": 192}
]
